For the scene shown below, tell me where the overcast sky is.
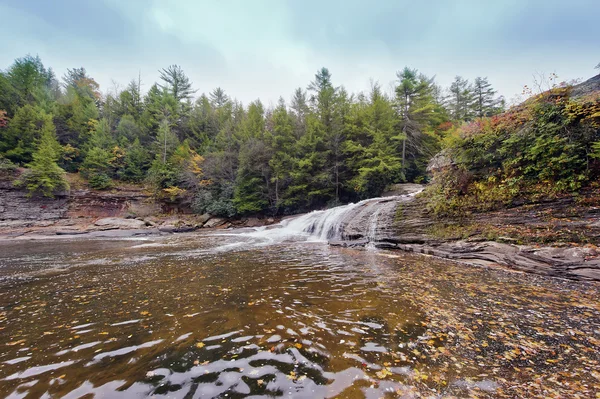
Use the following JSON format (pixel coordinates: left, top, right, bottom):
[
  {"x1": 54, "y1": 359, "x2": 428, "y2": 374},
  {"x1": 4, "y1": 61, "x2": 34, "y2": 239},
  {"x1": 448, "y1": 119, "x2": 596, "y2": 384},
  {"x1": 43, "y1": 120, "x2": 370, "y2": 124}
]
[{"x1": 1, "y1": 0, "x2": 598, "y2": 106}]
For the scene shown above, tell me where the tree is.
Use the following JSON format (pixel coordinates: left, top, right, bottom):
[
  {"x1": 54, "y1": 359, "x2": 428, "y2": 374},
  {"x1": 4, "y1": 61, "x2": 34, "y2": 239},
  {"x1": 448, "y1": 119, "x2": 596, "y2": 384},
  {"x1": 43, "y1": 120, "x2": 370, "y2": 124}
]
[
  {"x1": 155, "y1": 118, "x2": 180, "y2": 163},
  {"x1": 268, "y1": 98, "x2": 295, "y2": 207},
  {"x1": 118, "y1": 138, "x2": 150, "y2": 183},
  {"x1": 80, "y1": 147, "x2": 113, "y2": 189},
  {"x1": 116, "y1": 115, "x2": 144, "y2": 144},
  {"x1": 15, "y1": 114, "x2": 69, "y2": 197},
  {"x1": 118, "y1": 78, "x2": 143, "y2": 120},
  {"x1": 290, "y1": 88, "x2": 309, "y2": 139},
  {"x1": 140, "y1": 84, "x2": 177, "y2": 136},
  {"x1": 473, "y1": 77, "x2": 504, "y2": 118},
  {"x1": 63, "y1": 67, "x2": 100, "y2": 101},
  {"x1": 6, "y1": 55, "x2": 54, "y2": 105},
  {"x1": 80, "y1": 118, "x2": 115, "y2": 189},
  {"x1": 209, "y1": 87, "x2": 229, "y2": 108},
  {"x1": 307, "y1": 67, "x2": 345, "y2": 203},
  {"x1": 446, "y1": 76, "x2": 474, "y2": 121},
  {"x1": 396, "y1": 68, "x2": 442, "y2": 178},
  {"x1": 1, "y1": 104, "x2": 45, "y2": 164},
  {"x1": 346, "y1": 84, "x2": 402, "y2": 198},
  {"x1": 158, "y1": 65, "x2": 196, "y2": 103}
]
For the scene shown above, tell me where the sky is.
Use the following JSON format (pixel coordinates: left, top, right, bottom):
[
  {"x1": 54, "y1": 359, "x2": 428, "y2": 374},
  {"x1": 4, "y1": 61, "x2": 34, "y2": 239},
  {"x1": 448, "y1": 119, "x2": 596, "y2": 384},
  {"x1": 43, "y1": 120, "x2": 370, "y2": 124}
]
[{"x1": 0, "y1": 0, "x2": 598, "y2": 106}]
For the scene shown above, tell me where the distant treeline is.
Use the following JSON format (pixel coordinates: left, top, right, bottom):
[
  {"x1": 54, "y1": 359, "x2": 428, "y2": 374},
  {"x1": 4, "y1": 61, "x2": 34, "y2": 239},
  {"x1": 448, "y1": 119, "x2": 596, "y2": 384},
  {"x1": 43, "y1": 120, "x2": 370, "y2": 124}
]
[{"x1": 0, "y1": 54, "x2": 505, "y2": 215}]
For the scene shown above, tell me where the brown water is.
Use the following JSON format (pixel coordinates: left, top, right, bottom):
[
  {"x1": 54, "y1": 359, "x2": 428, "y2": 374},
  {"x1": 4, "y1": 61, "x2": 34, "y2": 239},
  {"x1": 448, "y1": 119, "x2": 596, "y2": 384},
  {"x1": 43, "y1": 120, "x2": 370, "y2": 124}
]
[{"x1": 0, "y1": 232, "x2": 599, "y2": 398}]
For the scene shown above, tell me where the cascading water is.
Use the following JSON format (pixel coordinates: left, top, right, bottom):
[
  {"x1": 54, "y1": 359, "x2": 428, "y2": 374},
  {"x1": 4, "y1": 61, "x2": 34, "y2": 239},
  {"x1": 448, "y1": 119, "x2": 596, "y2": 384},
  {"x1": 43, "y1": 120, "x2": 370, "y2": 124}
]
[
  {"x1": 215, "y1": 191, "x2": 420, "y2": 249},
  {"x1": 366, "y1": 207, "x2": 383, "y2": 242}
]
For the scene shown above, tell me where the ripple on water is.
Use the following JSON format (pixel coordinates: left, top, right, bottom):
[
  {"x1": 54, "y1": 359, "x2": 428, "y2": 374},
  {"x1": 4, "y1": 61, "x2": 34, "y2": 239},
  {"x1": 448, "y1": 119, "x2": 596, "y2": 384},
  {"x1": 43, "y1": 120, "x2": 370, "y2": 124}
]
[{"x1": 0, "y1": 237, "x2": 599, "y2": 398}]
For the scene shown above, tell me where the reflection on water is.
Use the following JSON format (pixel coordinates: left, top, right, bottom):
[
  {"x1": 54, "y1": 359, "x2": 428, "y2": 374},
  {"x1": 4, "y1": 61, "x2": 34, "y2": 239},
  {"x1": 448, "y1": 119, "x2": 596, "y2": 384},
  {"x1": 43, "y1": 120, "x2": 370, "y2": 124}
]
[{"x1": 0, "y1": 233, "x2": 599, "y2": 398}]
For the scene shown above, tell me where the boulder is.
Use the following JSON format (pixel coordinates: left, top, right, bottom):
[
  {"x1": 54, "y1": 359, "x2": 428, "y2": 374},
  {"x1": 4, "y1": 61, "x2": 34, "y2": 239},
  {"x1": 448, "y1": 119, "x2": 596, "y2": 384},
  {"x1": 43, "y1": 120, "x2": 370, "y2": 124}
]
[
  {"x1": 203, "y1": 217, "x2": 226, "y2": 228},
  {"x1": 197, "y1": 213, "x2": 212, "y2": 225},
  {"x1": 158, "y1": 225, "x2": 177, "y2": 233},
  {"x1": 94, "y1": 217, "x2": 147, "y2": 229},
  {"x1": 245, "y1": 217, "x2": 262, "y2": 227}
]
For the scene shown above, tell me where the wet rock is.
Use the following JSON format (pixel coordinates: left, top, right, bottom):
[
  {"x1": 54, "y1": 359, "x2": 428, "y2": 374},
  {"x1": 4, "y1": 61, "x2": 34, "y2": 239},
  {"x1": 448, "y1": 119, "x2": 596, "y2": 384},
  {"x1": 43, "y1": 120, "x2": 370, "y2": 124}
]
[
  {"x1": 55, "y1": 230, "x2": 88, "y2": 236},
  {"x1": 203, "y1": 218, "x2": 226, "y2": 228},
  {"x1": 267, "y1": 218, "x2": 275, "y2": 224},
  {"x1": 94, "y1": 217, "x2": 147, "y2": 229},
  {"x1": 174, "y1": 225, "x2": 196, "y2": 233},
  {"x1": 197, "y1": 213, "x2": 212, "y2": 225},
  {"x1": 245, "y1": 217, "x2": 262, "y2": 227},
  {"x1": 329, "y1": 239, "x2": 368, "y2": 247},
  {"x1": 158, "y1": 225, "x2": 177, "y2": 233}
]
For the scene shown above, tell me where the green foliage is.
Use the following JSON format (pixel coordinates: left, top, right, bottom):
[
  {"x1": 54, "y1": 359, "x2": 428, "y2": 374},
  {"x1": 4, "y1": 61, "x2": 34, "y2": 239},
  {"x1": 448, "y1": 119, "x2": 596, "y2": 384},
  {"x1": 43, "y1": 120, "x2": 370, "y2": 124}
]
[
  {"x1": 0, "y1": 157, "x2": 17, "y2": 179},
  {"x1": 118, "y1": 138, "x2": 150, "y2": 183},
  {"x1": 80, "y1": 147, "x2": 113, "y2": 189},
  {"x1": 1, "y1": 104, "x2": 45, "y2": 164},
  {"x1": 192, "y1": 183, "x2": 237, "y2": 217},
  {"x1": 14, "y1": 114, "x2": 69, "y2": 197},
  {"x1": 427, "y1": 88, "x2": 600, "y2": 216}
]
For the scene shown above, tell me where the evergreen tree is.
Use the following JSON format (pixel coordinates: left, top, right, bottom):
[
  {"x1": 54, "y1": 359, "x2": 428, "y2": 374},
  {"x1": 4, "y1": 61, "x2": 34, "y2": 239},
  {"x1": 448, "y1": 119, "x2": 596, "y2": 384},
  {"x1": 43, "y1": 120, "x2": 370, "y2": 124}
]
[
  {"x1": 290, "y1": 88, "x2": 309, "y2": 139},
  {"x1": 473, "y1": 77, "x2": 504, "y2": 118},
  {"x1": 15, "y1": 114, "x2": 69, "y2": 197},
  {"x1": 155, "y1": 119, "x2": 180, "y2": 163},
  {"x1": 6, "y1": 55, "x2": 55, "y2": 105},
  {"x1": 396, "y1": 68, "x2": 441, "y2": 178},
  {"x1": 446, "y1": 76, "x2": 475, "y2": 121},
  {"x1": 118, "y1": 138, "x2": 150, "y2": 183},
  {"x1": 80, "y1": 119, "x2": 115, "y2": 189},
  {"x1": 268, "y1": 98, "x2": 295, "y2": 207},
  {"x1": 158, "y1": 65, "x2": 196, "y2": 103},
  {"x1": 209, "y1": 87, "x2": 229, "y2": 108},
  {"x1": 1, "y1": 104, "x2": 45, "y2": 164}
]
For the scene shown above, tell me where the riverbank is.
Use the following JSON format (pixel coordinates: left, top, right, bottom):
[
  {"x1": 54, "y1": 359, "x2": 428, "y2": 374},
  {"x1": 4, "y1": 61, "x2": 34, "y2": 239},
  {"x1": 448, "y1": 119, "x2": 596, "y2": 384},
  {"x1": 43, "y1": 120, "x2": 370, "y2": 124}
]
[
  {"x1": 0, "y1": 176, "x2": 279, "y2": 240},
  {"x1": 379, "y1": 190, "x2": 600, "y2": 281},
  {"x1": 2, "y1": 178, "x2": 600, "y2": 282}
]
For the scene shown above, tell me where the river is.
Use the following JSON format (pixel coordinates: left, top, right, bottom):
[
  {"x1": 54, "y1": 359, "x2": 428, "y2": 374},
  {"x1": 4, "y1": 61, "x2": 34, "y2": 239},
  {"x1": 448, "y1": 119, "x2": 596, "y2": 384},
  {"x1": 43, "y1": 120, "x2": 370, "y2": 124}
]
[{"x1": 0, "y1": 218, "x2": 599, "y2": 398}]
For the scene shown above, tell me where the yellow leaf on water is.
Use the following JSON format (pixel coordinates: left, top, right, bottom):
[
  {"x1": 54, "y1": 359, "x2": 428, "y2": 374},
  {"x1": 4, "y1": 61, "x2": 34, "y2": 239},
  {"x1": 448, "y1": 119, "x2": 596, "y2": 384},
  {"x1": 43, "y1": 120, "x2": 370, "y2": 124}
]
[
  {"x1": 295, "y1": 343, "x2": 303, "y2": 349},
  {"x1": 196, "y1": 342, "x2": 205, "y2": 348}
]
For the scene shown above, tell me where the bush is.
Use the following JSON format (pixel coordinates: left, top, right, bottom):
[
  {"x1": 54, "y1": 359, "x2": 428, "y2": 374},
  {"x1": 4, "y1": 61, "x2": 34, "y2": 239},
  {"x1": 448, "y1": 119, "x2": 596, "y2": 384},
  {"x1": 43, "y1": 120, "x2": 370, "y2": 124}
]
[
  {"x1": 0, "y1": 157, "x2": 17, "y2": 178},
  {"x1": 87, "y1": 173, "x2": 112, "y2": 190},
  {"x1": 427, "y1": 88, "x2": 600, "y2": 216},
  {"x1": 192, "y1": 184, "x2": 237, "y2": 217}
]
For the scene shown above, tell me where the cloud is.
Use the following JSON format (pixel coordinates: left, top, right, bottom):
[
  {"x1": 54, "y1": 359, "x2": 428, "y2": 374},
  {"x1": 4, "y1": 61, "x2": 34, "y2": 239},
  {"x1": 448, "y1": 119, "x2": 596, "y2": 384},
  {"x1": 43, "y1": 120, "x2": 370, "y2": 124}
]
[{"x1": 0, "y1": 0, "x2": 598, "y2": 106}]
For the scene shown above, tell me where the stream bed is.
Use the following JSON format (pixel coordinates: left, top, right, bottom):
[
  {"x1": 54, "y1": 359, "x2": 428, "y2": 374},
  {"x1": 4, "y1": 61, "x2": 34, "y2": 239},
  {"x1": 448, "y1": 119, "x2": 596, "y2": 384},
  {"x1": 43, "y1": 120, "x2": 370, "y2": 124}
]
[{"x1": 0, "y1": 232, "x2": 599, "y2": 398}]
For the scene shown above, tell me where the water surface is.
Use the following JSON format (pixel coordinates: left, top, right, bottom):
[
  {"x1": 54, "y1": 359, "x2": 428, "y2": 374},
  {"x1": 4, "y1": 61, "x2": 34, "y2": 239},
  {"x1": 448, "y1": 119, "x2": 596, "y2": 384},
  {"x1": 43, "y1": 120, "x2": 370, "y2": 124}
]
[{"x1": 0, "y1": 232, "x2": 599, "y2": 398}]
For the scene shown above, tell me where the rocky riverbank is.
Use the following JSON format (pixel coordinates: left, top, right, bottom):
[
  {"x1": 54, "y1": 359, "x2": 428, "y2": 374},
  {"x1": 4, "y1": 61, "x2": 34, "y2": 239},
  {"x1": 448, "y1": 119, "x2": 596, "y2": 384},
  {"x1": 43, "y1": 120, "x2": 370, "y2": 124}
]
[
  {"x1": 0, "y1": 179, "x2": 278, "y2": 240},
  {"x1": 375, "y1": 189, "x2": 600, "y2": 281}
]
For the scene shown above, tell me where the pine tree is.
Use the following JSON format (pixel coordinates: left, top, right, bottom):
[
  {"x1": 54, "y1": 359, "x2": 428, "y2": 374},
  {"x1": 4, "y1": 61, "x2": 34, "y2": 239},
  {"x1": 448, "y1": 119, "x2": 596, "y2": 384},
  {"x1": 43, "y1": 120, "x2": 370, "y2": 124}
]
[
  {"x1": 268, "y1": 98, "x2": 295, "y2": 207},
  {"x1": 396, "y1": 68, "x2": 441, "y2": 178},
  {"x1": 158, "y1": 65, "x2": 196, "y2": 103},
  {"x1": 15, "y1": 114, "x2": 69, "y2": 197},
  {"x1": 118, "y1": 138, "x2": 150, "y2": 183},
  {"x1": 473, "y1": 77, "x2": 504, "y2": 118},
  {"x1": 209, "y1": 87, "x2": 229, "y2": 108},
  {"x1": 446, "y1": 76, "x2": 475, "y2": 121},
  {"x1": 2, "y1": 104, "x2": 45, "y2": 164}
]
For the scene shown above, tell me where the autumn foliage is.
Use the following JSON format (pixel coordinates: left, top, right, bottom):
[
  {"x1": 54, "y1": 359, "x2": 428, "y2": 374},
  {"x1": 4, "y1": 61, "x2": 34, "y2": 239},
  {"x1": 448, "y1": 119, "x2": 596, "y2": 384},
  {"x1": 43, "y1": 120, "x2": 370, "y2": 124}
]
[{"x1": 426, "y1": 87, "x2": 600, "y2": 216}]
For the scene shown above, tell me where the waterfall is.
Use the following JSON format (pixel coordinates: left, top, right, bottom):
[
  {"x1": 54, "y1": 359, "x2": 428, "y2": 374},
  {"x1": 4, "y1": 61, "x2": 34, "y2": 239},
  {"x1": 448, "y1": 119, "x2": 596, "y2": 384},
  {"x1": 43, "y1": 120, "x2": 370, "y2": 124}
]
[
  {"x1": 366, "y1": 207, "x2": 383, "y2": 242},
  {"x1": 213, "y1": 189, "x2": 421, "y2": 248}
]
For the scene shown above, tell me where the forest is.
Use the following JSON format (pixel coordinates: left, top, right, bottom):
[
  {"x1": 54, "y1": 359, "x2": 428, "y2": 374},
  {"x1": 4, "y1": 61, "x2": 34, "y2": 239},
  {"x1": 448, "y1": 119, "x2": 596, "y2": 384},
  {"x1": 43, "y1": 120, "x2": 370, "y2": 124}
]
[{"x1": 0, "y1": 53, "x2": 531, "y2": 218}]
